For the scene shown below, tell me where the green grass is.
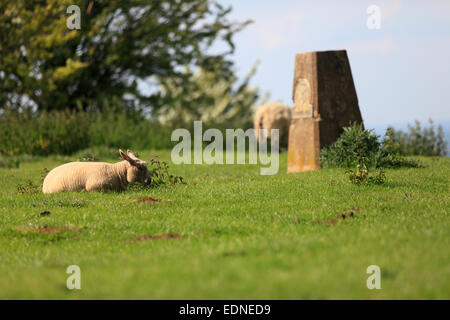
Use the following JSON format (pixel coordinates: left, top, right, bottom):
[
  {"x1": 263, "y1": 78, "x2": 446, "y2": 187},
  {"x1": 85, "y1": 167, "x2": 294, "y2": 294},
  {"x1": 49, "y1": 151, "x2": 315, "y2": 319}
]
[{"x1": 0, "y1": 151, "x2": 449, "y2": 299}]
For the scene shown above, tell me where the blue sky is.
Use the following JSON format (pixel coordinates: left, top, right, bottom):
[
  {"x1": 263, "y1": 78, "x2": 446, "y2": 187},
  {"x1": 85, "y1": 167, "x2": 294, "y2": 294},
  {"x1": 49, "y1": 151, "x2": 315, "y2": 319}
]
[{"x1": 217, "y1": 0, "x2": 450, "y2": 133}]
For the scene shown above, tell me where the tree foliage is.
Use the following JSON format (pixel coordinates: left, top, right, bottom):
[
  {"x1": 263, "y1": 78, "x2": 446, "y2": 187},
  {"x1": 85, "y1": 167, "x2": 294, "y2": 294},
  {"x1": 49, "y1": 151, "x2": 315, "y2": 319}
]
[
  {"x1": 383, "y1": 119, "x2": 447, "y2": 156},
  {"x1": 155, "y1": 61, "x2": 267, "y2": 128},
  {"x1": 0, "y1": 0, "x2": 251, "y2": 112}
]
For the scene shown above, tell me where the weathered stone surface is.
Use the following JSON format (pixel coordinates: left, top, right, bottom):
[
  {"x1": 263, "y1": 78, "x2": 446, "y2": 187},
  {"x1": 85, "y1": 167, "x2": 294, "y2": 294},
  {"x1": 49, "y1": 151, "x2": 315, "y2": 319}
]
[
  {"x1": 287, "y1": 118, "x2": 320, "y2": 173},
  {"x1": 288, "y1": 50, "x2": 363, "y2": 173}
]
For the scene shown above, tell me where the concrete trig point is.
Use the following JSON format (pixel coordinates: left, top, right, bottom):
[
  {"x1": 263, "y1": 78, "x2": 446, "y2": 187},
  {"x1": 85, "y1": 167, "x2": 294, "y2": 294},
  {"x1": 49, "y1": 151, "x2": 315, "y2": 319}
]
[{"x1": 287, "y1": 50, "x2": 363, "y2": 173}]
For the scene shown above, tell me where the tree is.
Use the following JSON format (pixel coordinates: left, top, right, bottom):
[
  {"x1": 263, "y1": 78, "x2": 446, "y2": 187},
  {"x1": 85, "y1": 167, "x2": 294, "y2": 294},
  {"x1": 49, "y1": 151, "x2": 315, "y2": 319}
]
[
  {"x1": 0, "y1": 0, "x2": 250, "y2": 112},
  {"x1": 155, "y1": 61, "x2": 268, "y2": 129}
]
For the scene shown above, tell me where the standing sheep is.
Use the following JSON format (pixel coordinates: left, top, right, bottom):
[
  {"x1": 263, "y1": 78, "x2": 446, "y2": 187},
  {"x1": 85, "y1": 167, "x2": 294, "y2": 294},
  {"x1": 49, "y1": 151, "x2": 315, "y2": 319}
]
[
  {"x1": 254, "y1": 102, "x2": 292, "y2": 148},
  {"x1": 42, "y1": 150, "x2": 151, "y2": 194}
]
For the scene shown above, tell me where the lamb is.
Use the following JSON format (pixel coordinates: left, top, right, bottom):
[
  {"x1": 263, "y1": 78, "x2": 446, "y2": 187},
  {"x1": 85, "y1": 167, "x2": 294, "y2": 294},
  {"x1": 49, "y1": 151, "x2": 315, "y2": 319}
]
[
  {"x1": 42, "y1": 150, "x2": 151, "y2": 194},
  {"x1": 253, "y1": 102, "x2": 292, "y2": 148}
]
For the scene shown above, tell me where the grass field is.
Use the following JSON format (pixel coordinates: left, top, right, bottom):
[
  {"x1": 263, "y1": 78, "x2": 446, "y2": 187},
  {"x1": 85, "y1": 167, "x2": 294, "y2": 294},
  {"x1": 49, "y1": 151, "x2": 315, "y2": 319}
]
[{"x1": 0, "y1": 151, "x2": 449, "y2": 299}]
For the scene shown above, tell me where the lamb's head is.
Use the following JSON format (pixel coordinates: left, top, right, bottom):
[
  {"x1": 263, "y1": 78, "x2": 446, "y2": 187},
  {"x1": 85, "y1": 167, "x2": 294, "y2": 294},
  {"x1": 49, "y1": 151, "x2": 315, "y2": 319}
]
[{"x1": 119, "y1": 149, "x2": 151, "y2": 185}]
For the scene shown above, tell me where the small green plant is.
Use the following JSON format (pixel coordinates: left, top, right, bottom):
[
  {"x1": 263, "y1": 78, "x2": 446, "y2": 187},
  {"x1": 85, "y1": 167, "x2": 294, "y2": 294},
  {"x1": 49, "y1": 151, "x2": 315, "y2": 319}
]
[
  {"x1": 347, "y1": 158, "x2": 386, "y2": 185},
  {"x1": 40, "y1": 168, "x2": 49, "y2": 183},
  {"x1": 148, "y1": 158, "x2": 185, "y2": 187},
  {"x1": 17, "y1": 180, "x2": 41, "y2": 195},
  {"x1": 56, "y1": 198, "x2": 86, "y2": 208},
  {"x1": 348, "y1": 162, "x2": 369, "y2": 185},
  {"x1": 370, "y1": 168, "x2": 386, "y2": 185},
  {"x1": 129, "y1": 158, "x2": 185, "y2": 190},
  {"x1": 347, "y1": 165, "x2": 386, "y2": 186}
]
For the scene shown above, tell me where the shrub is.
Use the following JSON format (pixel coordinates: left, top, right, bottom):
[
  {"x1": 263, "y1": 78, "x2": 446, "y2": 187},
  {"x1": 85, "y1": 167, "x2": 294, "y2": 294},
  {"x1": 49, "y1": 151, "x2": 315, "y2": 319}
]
[
  {"x1": 383, "y1": 119, "x2": 447, "y2": 156},
  {"x1": 320, "y1": 123, "x2": 381, "y2": 168},
  {"x1": 129, "y1": 158, "x2": 185, "y2": 190},
  {"x1": 0, "y1": 156, "x2": 20, "y2": 168},
  {"x1": 321, "y1": 123, "x2": 421, "y2": 168},
  {"x1": 0, "y1": 108, "x2": 177, "y2": 156},
  {"x1": 0, "y1": 109, "x2": 90, "y2": 156},
  {"x1": 0, "y1": 106, "x2": 264, "y2": 157}
]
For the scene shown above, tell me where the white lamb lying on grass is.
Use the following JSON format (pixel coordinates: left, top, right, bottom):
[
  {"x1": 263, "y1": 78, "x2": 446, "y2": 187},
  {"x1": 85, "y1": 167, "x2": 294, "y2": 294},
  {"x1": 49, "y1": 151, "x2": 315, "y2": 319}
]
[{"x1": 42, "y1": 149, "x2": 151, "y2": 194}]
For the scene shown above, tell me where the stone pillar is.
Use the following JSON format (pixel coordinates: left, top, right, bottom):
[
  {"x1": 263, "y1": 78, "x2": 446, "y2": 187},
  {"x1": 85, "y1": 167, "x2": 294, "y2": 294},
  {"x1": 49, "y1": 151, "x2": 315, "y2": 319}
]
[{"x1": 287, "y1": 50, "x2": 363, "y2": 173}]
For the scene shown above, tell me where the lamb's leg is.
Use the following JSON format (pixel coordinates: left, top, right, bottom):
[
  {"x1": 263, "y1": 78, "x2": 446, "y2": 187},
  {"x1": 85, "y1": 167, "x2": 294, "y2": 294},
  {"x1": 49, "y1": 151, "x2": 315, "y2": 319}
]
[{"x1": 85, "y1": 179, "x2": 104, "y2": 192}]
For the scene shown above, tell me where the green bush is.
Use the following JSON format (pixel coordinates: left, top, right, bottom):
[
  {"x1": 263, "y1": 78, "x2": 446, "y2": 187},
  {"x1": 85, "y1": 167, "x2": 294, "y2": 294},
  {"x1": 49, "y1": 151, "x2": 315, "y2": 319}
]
[
  {"x1": 0, "y1": 108, "x2": 177, "y2": 156},
  {"x1": 320, "y1": 123, "x2": 421, "y2": 168},
  {"x1": 320, "y1": 123, "x2": 381, "y2": 168},
  {"x1": 0, "y1": 106, "x2": 265, "y2": 157},
  {"x1": 383, "y1": 119, "x2": 447, "y2": 156},
  {"x1": 0, "y1": 109, "x2": 90, "y2": 156}
]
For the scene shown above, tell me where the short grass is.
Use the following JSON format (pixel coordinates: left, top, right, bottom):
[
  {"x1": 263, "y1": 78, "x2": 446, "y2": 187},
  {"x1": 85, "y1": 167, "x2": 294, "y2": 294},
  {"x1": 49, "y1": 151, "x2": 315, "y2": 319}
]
[{"x1": 0, "y1": 151, "x2": 449, "y2": 299}]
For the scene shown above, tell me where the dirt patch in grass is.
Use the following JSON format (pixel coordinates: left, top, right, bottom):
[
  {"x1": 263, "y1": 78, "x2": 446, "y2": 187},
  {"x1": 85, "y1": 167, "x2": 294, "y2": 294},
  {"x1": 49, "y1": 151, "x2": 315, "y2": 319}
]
[
  {"x1": 12, "y1": 225, "x2": 81, "y2": 240},
  {"x1": 136, "y1": 197, "x2": 162, "y2": 203},
  {"x1": 315, "y1": 208, "x2": 364, "y2": 225},
  {"x1": 39, "y1": 210, "x2": 51, "y2": 217},
  {"x1": 223, "y1": 250, "x2": 247, "y2": 257},
  {"x1": 131, "y1": 233, "x2": 181, "y2": 242},
  {"x1": 21, "y1": 225, "x2": 80, "y2": 234}
]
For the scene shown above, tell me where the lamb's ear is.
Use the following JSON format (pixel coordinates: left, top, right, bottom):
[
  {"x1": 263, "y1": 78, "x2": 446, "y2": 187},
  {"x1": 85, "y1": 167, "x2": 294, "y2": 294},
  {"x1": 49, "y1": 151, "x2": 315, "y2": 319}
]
[
  {"x1": 127, "y1": 149, "x2": 139, "y2": 161},
  {"x1": 119, "y1": 149, "x2": 136, "y2": 165}
]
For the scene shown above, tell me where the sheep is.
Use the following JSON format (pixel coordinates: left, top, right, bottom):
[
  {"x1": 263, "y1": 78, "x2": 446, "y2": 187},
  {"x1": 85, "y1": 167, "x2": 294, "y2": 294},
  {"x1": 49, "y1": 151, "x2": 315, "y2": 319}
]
[
  {"x1": 253, "y1": 102, "x2": 292, "y2": 148},
  {"x1": 42, "y1": 150, "x2": 151, "y2": 194}
]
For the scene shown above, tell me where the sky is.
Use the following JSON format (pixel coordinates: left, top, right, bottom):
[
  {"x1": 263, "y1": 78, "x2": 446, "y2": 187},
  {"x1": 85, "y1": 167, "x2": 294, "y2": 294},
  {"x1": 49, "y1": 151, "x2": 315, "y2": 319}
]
[{"x1": 216, "y1": 0, "x2": 450, "y2": 134}]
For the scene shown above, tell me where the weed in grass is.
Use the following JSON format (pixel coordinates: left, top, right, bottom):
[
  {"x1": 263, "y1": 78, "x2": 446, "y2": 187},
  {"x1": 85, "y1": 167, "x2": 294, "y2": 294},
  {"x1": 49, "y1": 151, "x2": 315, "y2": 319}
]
[
  {"x1": 347, "y1": 160, "x2": 386, "y2": 186},
  {"x1": 314, "y1": 208, "x2": 363, "y2": 225},
  {"x1": 40, "y1": 167, "x2": 49, "y2": 183},
  {"x1": 10, "y1": 224, "x2": 82, "y2": 242},
  {"x1": 16, "y1": 180, "x2": 41, "y2": 195},
  {"x1": 31, "y1": 198, "x2": 86, "y2": 209},
  {"x1": 56, "y1": 198, "x2": 86, "y2": 208},
  {"x1": 369, "y1": 169, "x2": 386, "y2": 185},
  {"x1": 130, "y1": 158, "x2": 185, "y2": 190},
  {"x1": 131, "y1": 233, "x2": 181, "y2": 242},
  {"x1": 149, "y1": 158, "x2": 185, "y2": 187}
]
